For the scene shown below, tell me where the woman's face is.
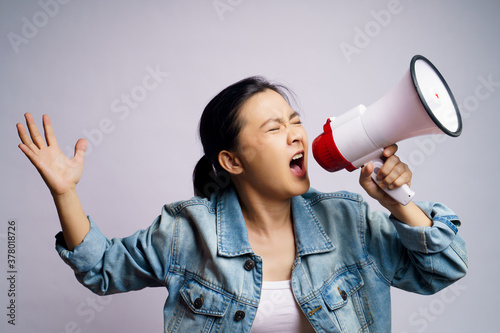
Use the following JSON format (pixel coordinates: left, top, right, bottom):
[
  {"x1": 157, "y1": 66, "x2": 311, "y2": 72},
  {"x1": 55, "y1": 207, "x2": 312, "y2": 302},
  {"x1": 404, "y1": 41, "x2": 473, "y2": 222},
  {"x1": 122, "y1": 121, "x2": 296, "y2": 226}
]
[{"x1": 231, "y1": 89, "x2": 310, "y2": 200}]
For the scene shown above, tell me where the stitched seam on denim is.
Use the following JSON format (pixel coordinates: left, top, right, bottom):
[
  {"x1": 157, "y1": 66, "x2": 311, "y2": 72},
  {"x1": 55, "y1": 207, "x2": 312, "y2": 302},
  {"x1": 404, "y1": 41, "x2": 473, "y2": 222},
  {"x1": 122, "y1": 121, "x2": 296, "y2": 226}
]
[
  {"x1": 352, "y1": 285, "x2": 372, "y2": 332},
  {"x1": 166, "y1": 299, "x2": 185, "y2": 332},
  {"x1": 172, "y1": 215, "x2": 180, "y2": 268},
  {"x1": 357, "y1": 199, "x2": 389, "y2": 287},
  {"x1": 163, "y1": 216, "x2": 179, "y2": 287},
  {"x1": 168, "y1": 198, "x2": 214, "y2": 215},
  {"x1": 308, "y1": 192, "x2": 362, "y2": 207},
  {"x1": 450, "y1": 241, "x2": 469, "y2": 267},
  {"x1": 219, "y1": 248, "x2": 254, "y2": 256},
  {"x1": 202, "y1": 316, "x2": 215, "y2": 333},
  {"x1": 216, "y1": 197, "x2": 223, "y2": 255},
  {"x1": 434, "y1": 216, "x2": 459, "y2": 234},
  {"x1": 358, "y1": 279, "x2": 374, "y2": 331}
]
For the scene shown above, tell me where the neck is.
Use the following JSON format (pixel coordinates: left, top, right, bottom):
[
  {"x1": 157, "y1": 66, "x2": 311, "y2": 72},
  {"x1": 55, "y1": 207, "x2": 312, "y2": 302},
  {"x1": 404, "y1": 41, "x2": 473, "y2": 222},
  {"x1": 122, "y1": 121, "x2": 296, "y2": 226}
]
[{"x1": 234, "y1": 184, "x2": 293, "y2": 237}]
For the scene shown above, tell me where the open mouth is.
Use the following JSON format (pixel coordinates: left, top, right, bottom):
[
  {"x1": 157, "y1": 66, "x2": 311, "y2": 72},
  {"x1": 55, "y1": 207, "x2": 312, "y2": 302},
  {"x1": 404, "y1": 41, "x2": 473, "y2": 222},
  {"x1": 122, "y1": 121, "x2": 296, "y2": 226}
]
[{"x1": 290, "y1": 152, "x2": 306, "y2": 177}]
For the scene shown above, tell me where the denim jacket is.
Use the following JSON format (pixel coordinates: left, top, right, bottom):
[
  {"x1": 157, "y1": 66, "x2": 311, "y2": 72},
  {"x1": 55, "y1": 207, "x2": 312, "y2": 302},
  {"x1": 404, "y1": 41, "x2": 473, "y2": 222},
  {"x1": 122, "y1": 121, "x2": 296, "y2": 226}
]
[{"x1": 56, "y1": 187, "x2": 467, "y2": 332}]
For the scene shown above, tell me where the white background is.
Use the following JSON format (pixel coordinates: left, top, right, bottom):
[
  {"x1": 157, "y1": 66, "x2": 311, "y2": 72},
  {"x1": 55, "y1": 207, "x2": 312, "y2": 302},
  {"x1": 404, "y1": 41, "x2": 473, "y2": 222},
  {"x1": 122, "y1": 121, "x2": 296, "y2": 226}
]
[{"x1": 1, "y1": 0, "x2": 498, "y2": 332}]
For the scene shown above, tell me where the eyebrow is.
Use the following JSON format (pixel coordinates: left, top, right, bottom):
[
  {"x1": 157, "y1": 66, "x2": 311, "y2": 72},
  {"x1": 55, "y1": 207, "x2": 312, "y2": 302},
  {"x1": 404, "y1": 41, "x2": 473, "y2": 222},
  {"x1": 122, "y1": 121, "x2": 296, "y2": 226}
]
[{"x1": 260, "y1": 111, "x2": 300, "y2": 129}]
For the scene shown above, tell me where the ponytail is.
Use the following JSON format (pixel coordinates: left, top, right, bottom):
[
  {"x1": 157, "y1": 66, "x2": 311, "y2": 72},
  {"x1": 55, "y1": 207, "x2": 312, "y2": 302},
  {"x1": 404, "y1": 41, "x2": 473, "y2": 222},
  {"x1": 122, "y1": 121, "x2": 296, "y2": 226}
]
[{"x1": 192, "y1": 155, "x2": 231, "y2": 198}]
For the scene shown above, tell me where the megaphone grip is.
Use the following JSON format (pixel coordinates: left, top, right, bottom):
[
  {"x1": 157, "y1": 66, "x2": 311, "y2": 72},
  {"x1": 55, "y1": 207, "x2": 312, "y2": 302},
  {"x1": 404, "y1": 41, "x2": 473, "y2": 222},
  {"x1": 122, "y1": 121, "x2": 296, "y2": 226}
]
[{"x1": 370, "y1": 157, "x2": 415, "y2": 206}]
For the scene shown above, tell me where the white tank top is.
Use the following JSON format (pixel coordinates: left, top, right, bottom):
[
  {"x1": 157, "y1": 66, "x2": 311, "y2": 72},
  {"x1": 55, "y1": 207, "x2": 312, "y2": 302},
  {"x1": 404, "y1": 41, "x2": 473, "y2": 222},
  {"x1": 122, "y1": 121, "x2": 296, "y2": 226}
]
[{"x1": 250, "y1": 280, "x2": 316, "y2": 333}]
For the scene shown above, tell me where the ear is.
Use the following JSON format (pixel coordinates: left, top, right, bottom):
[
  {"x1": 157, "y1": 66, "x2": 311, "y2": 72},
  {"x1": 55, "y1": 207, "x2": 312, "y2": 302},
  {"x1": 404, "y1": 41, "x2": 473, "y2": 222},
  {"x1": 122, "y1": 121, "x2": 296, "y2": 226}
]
[{"x1": 218, "y1": 150, "x2": 244, "y2": 175}]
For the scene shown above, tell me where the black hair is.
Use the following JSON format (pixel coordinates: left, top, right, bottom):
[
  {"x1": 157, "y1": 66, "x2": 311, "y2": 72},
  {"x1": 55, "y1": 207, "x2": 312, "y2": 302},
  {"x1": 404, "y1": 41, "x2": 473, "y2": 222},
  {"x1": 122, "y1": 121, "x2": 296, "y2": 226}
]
[{"x1": 193, "y1": 76, "x2": 294, "y2": 198}]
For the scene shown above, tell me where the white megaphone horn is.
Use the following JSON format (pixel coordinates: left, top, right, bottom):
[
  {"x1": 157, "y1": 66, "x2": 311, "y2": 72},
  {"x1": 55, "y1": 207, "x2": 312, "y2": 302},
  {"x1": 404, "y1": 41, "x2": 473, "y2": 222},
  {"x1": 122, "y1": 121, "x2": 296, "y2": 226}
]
[{"x1": 312, "y1": 55, "x2": 463, "y2": 205}]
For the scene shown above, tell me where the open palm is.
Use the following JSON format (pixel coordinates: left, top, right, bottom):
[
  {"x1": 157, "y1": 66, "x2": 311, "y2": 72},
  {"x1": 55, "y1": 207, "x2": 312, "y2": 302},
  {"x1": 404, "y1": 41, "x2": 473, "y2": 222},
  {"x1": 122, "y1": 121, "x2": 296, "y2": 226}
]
[{"x1": 17, "y1": 113, "x2": 87, "y2": 196}]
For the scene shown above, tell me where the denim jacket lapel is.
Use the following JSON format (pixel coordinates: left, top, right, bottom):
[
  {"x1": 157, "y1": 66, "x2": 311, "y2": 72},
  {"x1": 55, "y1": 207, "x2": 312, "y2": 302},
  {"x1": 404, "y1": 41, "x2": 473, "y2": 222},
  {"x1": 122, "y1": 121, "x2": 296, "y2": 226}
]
[
  {"x1": 291, "y1": 194, "x2": 335, "y2": 257},
  {"x1": 216, "y1": 186, "x2": 254, "y2": 257}
]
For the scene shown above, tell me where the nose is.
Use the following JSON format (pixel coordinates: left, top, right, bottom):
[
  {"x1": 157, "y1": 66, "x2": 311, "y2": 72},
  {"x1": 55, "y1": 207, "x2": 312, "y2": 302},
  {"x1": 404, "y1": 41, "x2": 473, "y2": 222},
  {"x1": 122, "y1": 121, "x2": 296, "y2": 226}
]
[{"x1": 287, "y1": 126, "x2": 304, "y2": 145}]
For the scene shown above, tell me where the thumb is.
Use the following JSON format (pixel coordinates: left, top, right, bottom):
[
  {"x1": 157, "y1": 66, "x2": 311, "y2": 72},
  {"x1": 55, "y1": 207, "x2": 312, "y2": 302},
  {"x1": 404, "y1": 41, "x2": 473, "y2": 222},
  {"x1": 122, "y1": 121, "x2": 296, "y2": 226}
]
[
  {"x1": 359, "y1": 162, "x2": 374, "y2": 185},
  {"x1": 74, "y1": 138, "x2": 87, "y2": 160}
]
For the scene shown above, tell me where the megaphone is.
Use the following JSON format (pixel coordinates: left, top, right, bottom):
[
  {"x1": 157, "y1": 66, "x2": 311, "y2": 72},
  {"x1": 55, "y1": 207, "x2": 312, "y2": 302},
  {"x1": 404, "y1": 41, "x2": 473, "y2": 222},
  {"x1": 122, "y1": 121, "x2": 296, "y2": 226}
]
[{"x1": 312, "y1": 55, "x2": 462, "y2": 205}]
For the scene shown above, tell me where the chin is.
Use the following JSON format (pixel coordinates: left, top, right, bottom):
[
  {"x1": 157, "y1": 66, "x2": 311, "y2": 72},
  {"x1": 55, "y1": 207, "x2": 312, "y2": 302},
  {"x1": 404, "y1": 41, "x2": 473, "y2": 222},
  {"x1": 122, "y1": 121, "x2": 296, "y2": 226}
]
[{"x1": 292, "y1": 176, "x2": 311, "y2": 197}]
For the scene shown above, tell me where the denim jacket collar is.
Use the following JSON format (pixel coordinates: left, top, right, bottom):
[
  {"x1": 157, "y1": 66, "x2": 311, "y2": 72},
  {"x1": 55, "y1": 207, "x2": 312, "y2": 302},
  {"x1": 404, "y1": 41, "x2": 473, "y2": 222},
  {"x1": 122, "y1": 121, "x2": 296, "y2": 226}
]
[{"x1": 216, "y1": 186, "x2": 335, "y2": 257}]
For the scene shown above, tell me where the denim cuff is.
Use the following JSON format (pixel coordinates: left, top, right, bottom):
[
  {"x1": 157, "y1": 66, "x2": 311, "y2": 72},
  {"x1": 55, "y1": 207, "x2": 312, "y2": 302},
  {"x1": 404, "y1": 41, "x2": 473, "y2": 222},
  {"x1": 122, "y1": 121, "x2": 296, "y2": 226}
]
[
  {"x1": 389, "y1": 202, "x2": 461, "y2": 254},
  {"x1": 55, "y1": 216, "x2": 108, "y2": 273}
]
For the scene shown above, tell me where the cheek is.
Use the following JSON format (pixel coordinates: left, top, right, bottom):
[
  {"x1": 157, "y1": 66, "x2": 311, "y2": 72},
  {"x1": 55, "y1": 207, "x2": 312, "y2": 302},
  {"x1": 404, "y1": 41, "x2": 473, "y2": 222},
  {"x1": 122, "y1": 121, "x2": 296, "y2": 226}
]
[
  {"x1": 239, "y1": 145, "x2": 259, "y2": 164},
  {"x1": 241, "y1": 141, "x2": 284, "y2": 175},
  {"x1": 239, "y1": 133, "x2": 276, "y2": 163},
  {"x1": 241, "y1": 136, "x2": 269, "y2": 162}
]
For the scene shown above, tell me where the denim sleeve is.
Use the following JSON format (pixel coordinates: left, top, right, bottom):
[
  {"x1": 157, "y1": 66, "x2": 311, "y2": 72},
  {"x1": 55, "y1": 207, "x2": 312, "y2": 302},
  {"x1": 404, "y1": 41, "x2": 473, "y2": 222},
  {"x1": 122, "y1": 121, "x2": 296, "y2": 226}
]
[
  {"x1": 363, "y1": 200, "x2": 468, "y2": 295},
  {"x1": 55, "y1": 206, "x2": 174, "y2": 295}
]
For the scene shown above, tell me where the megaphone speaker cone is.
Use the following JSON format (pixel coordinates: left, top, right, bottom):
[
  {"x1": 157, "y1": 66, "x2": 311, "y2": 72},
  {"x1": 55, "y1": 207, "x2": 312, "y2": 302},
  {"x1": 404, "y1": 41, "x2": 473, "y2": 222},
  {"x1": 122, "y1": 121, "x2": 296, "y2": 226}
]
[{"x1": 411, "y1": 55, "x2": 462, "y2": 137}]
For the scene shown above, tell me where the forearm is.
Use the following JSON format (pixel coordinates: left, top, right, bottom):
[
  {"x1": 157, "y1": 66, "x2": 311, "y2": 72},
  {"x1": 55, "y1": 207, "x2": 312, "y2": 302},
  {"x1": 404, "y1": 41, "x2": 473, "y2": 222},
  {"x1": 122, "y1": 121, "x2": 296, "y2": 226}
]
[
  {"x1": 383, "y1": 201, "x2": 432, "y2": 227},
  {"x1": 52, "y1": 189, "x2": 90, "y2": 250}
]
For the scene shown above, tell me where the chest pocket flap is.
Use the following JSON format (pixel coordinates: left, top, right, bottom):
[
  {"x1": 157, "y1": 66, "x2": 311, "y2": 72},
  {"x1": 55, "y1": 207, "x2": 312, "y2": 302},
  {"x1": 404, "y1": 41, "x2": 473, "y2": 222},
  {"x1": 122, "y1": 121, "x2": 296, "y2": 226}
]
[
  {"x1": 180, "y1": 277, "x2": 231, "y2": 317},
  {"x1": 322, "y1": 267, "x2": 364, "y2": 310}
]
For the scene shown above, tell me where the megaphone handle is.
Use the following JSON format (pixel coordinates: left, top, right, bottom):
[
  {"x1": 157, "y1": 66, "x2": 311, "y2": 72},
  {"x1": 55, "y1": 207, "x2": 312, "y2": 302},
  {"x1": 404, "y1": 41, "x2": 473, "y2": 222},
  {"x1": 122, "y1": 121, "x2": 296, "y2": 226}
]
[{"x1": 370, "y1": 157, "x2": 415, "y2": 206}]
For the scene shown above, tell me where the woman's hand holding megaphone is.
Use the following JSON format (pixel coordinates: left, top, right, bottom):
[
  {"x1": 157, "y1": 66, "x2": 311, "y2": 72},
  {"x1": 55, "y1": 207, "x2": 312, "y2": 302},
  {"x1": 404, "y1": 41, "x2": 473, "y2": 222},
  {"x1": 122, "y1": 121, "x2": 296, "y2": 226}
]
[
  {"x1": 359, "y1": 144, "x2": 432, "y2": 227},
  {"x1": 359, "y1": 144, "x2": 410, "y2": 203}
]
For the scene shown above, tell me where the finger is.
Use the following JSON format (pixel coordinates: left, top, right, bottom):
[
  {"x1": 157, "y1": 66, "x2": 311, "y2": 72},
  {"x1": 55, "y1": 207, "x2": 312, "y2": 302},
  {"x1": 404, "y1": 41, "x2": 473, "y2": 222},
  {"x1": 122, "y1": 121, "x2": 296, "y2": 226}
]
[
  {"x1": 383, "y1": 144, "x2": 398, "y2": 158},
  {"x1": 378, "y1": 155, "x2": 401, "y2": 178},
  {"x1": 73, "y1": 138, "x2": 87, "y2": 161},
  {"x1": 42, "y1": 114, "x2": 58, "y2": 147},
  {"x1": 381, "y1": 159, "x2": 411, "y2": 189},
  {"x1": 377, "y1": 155, "x2": 403, "y2": 186},
  {"x1": 18, "y1": 143, "x2": 40, "y2": 167},
  {"x1": 389, "y1": 171, "x2": 412, "y2": 189},
  {"x1": 25, "y1": 113, "x2": 47, "y2": 149},
  {"x1": 359, "y1": 163, "x2": 374, "y2": 185},
  {"x1": 16, "y1": 122, "x2": 39, "y2": 154}
]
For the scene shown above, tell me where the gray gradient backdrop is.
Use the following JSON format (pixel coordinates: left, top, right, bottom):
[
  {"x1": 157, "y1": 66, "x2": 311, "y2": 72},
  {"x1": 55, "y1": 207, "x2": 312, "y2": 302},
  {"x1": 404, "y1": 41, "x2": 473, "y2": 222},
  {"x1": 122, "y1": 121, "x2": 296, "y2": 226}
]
[{"x1": 1, "y1": 0, "x2": 498, "y2": 332}]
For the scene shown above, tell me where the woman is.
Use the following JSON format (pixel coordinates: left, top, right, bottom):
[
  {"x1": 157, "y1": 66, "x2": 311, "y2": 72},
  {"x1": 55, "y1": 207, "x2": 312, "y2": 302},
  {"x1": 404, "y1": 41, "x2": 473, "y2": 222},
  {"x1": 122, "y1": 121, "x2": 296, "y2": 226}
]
[{"x1": 17, "y1": 76, "x2": 467, "y2": 332}]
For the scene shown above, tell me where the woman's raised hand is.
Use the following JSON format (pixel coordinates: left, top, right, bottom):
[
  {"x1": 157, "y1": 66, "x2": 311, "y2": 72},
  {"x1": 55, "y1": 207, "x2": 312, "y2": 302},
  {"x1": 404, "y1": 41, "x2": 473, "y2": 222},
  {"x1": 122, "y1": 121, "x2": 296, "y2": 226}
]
[{"x1": 17, "y1": 113, "x2": 87, "y2": 196}]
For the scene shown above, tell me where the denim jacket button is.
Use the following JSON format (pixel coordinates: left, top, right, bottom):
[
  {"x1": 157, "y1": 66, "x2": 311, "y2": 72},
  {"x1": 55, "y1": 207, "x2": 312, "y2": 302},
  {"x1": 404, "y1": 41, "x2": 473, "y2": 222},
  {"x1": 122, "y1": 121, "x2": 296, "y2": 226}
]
[
  {"x1": 244, "y1": 259, "x2": 256, "y2": 271},
  {"x1": 234, "y1": 310, "x2": 245, "y2": 321},
  {"x1": 193, "y1": 297, "x2": 203, "y2": 309},
  {"x1": 340, "y1": 290, "x2": 347, "y2": 301}
]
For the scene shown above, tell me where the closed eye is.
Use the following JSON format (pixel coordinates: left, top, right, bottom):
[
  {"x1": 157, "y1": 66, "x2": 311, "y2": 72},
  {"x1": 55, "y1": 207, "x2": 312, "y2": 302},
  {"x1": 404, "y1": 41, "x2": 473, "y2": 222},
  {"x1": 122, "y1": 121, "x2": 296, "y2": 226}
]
[{"x1": 290, "y1": 112, "x2": 302, "y2": 125}]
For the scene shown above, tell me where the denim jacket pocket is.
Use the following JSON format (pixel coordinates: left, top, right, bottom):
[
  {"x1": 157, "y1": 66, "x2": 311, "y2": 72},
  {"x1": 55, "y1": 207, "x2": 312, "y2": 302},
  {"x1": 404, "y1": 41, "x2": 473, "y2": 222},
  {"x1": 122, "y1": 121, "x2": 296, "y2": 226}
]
[
  {"x1": 321, "y1": 267, "x2": 373, "y2": 332},
  {"x1": 166, "y1": 277, "x2": 232, "y2": 332},
  {"x1": 167, "y1": 277, "x2": 231, "y2": 332},
  {"x1": 180, "y1": 277, "x2": 231, "y2": 316}
]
